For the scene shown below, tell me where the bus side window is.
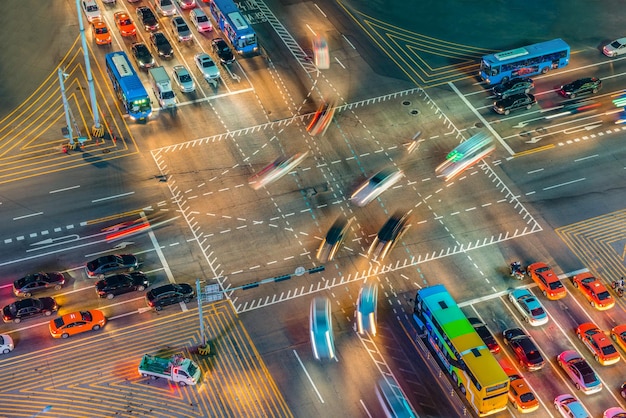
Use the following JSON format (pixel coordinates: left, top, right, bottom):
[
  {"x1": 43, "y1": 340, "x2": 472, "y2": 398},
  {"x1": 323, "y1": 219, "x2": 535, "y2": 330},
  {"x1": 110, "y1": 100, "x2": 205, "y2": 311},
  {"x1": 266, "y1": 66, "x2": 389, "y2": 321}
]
[{"x1": 491, "y1": 67, "x2": 499, "y2": 76}]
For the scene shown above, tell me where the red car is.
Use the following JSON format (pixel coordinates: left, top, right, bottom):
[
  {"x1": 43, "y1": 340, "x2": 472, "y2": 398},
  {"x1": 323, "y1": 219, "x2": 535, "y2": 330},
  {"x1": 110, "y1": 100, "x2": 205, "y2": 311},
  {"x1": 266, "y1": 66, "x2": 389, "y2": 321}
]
[
  {"x1": 571, "y1": 272, "x2": 614, "y2": 310},
  {"x1": 576, "y1": 322, "x2": 620, "y2": 365},
  {"x1": 527, "y1": 262, "x2": 566, "y2": 300}
]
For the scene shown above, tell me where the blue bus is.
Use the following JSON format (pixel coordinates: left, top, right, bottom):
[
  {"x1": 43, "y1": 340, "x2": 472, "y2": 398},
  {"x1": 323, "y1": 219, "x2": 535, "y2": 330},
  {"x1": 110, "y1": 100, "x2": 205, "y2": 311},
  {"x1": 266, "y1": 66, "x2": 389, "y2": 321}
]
[
  {"x1": 207, "y1": 0, "x2": 258, "y2": 54},
  {"x1": 104, "y1": 51, "x2": 152, "y2": 121},
  {"x1": 479, "y1": 38, "x2": 570, "y2": 85}
]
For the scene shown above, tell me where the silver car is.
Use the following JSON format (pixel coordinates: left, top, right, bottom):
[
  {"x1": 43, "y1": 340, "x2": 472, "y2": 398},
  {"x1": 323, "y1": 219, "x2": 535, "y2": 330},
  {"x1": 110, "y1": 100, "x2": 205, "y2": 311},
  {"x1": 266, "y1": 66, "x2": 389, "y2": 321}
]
[
  {"x1": 190, "y1": 8, "x2": 212, "y2": 32},
  {"x1": 310, "y1": 297, "x2": 335, "y2": 360},
  {"x1": 172, "y1": 65, "x2": 195, "y2": 93},
  {"x1": 603, "y1": 38, "x2": 626, "y2": 57},
  {"x1": 171, "y1": 16, "x2": 192, "y2": 42},
  {"x1": 557, "y1": 350, "x2": 602, "y2": 395},
  {"x1": 356, "y1": 282, "x2": 378, "y2": 336},
  {"x1": 194, "y1": 53, "x2": 220, "y2": 81},
  {"x1": 350, "y1": 167, "x2": 404, "y2": 207},
  {"x1": 0, "y1": 334, "x2": 14, "y2": 355}
]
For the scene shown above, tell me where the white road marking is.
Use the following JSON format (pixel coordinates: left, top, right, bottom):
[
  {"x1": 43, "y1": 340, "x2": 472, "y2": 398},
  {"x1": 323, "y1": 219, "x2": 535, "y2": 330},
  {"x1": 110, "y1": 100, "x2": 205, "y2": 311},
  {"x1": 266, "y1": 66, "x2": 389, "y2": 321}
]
[
  {"x1": 292, "y1": 349, "x2": 324, "y2": 403},
  {"x1": 49, "y1": 185, "x2": 80, "y2": 194},
  {"x1": 91, "y1": 191, "x2": 135, "y2": 203},
  {"x1": 13, "y1": 212, "x2": 43, "y2": 221}
]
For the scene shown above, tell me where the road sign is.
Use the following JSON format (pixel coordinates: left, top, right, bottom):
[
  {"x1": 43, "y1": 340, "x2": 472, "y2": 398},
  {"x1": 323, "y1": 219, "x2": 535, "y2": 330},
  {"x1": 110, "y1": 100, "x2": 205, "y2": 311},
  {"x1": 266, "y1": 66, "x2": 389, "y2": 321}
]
[{"x1": 204, "y1": 284, "x2": 223, "y2": 302}]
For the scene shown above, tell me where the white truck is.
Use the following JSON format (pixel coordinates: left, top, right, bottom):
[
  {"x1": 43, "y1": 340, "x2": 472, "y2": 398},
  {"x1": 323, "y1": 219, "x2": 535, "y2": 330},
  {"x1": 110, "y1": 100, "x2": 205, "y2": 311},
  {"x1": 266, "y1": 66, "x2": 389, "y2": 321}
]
[
  {"x1": 138, "y1": 354, "x2": 201, "y2": 385},
  {"x1": 149, "y1": 67, "x2": 176, "y2": 109}
]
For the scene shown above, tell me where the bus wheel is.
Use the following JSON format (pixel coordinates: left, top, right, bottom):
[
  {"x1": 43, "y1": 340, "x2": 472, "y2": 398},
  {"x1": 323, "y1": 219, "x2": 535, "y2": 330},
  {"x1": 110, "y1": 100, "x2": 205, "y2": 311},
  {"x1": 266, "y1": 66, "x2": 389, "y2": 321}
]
[
  {"x1": 570, "y1": 93, "x2": 576, "y2": 99},
  {"x1": 501, "y1": 76, "x2": 509, "y2": 84},
  {"x1": 541, "y1": 67, "x2": 550, "y2": 74}
]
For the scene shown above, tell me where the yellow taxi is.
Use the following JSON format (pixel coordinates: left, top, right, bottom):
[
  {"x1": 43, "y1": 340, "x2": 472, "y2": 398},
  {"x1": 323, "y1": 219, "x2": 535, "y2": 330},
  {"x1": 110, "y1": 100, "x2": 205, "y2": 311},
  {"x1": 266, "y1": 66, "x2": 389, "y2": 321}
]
[
  {"x1": 527, "y1": 262, "x2": 567, "y2": 300},
  {"x1": 91, "y1": 18, "x2": 111, "y2": 45},
  {"x1": 611, "y1": 324, "x2": 626, "y2": 353},
  {"x1": 506, "y1": 372, "x2": 539, "y2": 413},
  {"x1": 49, "y1": 310, "x2": 106, "y2": 338},
  {"x1": 571, "y1": 272, "x2": 614, "y2": 310},
  {"x1": 114, "y1": 12, "x2": 137, "y2": 38},
  {"x1": 576, "y1": 322, "x2": 620, "y2": 366}
]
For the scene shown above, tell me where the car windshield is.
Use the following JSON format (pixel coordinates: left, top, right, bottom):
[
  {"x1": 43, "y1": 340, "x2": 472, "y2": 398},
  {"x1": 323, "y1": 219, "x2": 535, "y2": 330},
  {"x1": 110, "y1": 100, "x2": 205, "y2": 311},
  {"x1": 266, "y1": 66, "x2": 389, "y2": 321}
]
[
  {"x1": 611, "y1": 40, "x2": 622, "y2": 48},
  {"x1": 96, "y1": 27, "x2": 107, "y2": 34},
  {"x1": 597, "y1": 291, "x2": 611, "y2": 301},
  {"x1": 549, "y1": 280, "x2": 563, "y2": 290},
  {"x1": 601, "y1": 344, "x2": 617, "y2": 355},
  {"x1": 203, "y1": 60, "x2": 215, "y2": 68},
  {"x1": 179, "y1": 73, "x2": 191, "y2": 82},
  {"x1": 534, "y1": 267, "x2": 550, "y2": 273},
  {"x1": 530, "y1": 307, "x2": 544, "y2": 316},
  {"x1": 81, "y1": 311, "x2": 93, "y2": 321},
  {"x1": 519, "y1": 392, "x2": 536, "y2": 402},
  {"x1": 53, "y1": 317, "x2": 64, "y2": 327}
]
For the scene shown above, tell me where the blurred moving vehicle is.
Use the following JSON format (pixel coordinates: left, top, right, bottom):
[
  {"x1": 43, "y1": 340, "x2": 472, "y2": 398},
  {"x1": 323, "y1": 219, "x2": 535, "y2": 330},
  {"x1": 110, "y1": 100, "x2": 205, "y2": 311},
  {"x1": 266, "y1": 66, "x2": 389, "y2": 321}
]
[
  {"x1": 557, "y1": 350, "x2": 603, "y2": 395},
  {"x1": 172, "y1": 65, "x2": 195, "y2": 93},
  {"x1": 95, "y1": 272, "x2": 150, "y2": 299},
  {"x1": 492, "y1": 77, "x2": 534, "y2": 99},
  {"x1": 505, "y1": 371, "x2": 539, "y2": 414},
  {"x1": 576, "y1": 322, "x2": 620, "y2": 366},
  {"x1": 493, "y1": 93, "x2": 536, "y2": 115},
  {"x1": 356, "y1": 282, "x2": 378, "y2": 336},
  {"x1": 527, "y1": 262, "x2": 566, "y2": 300},
  {"x1": 146, "y1": 283, "x2": 194, "y2": 310},
  {"x1": 2, "y1": 297, "x2": 58, "y2": 323},
  {"x1": 307, "y1": 101, "x2": 336, "y2": 136},
  {"x1": 603, "y1": 38, "x2": 626, "y2": 57},
  {"x1": 313, "y1": 36, "x2": 329, "y2": 70},
  {"x1": 13, "y1": 272, "x2": 65, "y2": 297},
  {"x1": 503, "y1": 328, "x2": 545, "y2": 371},
  {"x1": 435, "y1": 132, "x2": 495, "y2": 181},
  {"x1": 375, "y1": 376, "x2": 416, "y2": 418},
  {"x1": 368, "y1": 211, "x2": 411, "y2": 261},
  {"x1": 316, "y1": 216, "x2": 353, "y2": 262},
  {"x1": 248, "y1": 152, "x2": 308, "y2": 190},
  {"x1": 49, "y1": 310, "x2": 106, "y2": 338},
  {"x1": 571, "y1": 272, "x2": 614, "y2": 310},
  {"x1": 0, "y1": 334, "x2": 14, "y2": 354},
  {"x1": 91, "y1": 19, "x2": 112, "y2": 45},
  {"x1": 350, "y1": 167, "x2": 404, "y2": 207},
  {"x1": 212, "y1": 38, "x2": 234, "y2": 64},
  {"x1": 468, "y1": 317, "x2": 500, "y2": 354},
  {"x1": 310, "y1": 297, "x2": 335, "y2": 360},
  {"x1": 86, "y1": 254, "x2": 139, "y2": 278},
  {"x1": 554, "y1": 394, "x2": 591, "y2": 418},
  {"x1": 560, "y1": 77, "x2": 601, "y2": 98},
  {"x1": 508, "y1": 289, "x2": 548, "y2": 326}
]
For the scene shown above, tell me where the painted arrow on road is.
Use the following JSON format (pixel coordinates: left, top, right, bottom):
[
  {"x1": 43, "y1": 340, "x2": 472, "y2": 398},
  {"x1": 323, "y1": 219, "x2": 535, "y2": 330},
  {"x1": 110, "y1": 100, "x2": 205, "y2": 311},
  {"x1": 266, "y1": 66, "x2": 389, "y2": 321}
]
[
  {"x1": 31, "y1": 234, "x2": 79, "y2": 246},
  {"x1": 563, "y1": 123, "x2": 602, "y2": 135}
]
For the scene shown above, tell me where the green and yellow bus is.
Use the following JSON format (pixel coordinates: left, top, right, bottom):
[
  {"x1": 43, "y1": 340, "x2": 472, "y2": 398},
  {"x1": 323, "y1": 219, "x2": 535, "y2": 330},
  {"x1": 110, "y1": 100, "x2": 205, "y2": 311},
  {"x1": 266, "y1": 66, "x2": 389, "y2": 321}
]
[{"x1": 413, "y1": 284, "x2": 508, "y2": 416}]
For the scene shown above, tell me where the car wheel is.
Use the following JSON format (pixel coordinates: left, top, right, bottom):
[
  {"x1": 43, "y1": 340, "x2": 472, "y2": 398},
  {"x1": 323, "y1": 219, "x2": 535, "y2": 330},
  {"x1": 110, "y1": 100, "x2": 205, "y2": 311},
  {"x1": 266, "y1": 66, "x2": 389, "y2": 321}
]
[
  {"x1": 137, "y1": 285, "x2": 145, "y2": 291},
  {"x1": 575, "y1": 383, "x2": 580, "y2": 390},
  {"x1": 577, "y1": 331, "x2": 582, "y2": 339},
  {"x1": 524, "y1": 316, "x2": 529, "y2": 322},
  {"x1": 92, "y1": 325, "x2": 101, "y2": 331},
  {"x1": 14, "y1": 318, "x2": 21, "y2": 324},
  {"x1": 573, "y1": 281, "x2": 578, "y2": 288},
  {"x1": 24, "y1": 292, "x2": 31, "y2": 298},
  {"x1": 592, "y1": 88, "x2": 598, "y2": 93},
  {"x1": 570, "y1": 93, "x2": 576, "y2": 99},
  {"x1": 2, "y1": 348, "x2": 9, "y2": 354},
  {"x1": 155, "y1": 306, "x2": 163, "y2": 311},
  {"x1": 526, "y1": 104, "x2": 532, "y2": 110},
  {"x1": 541, "y1": 67, "x2": 549, "y2": 74},
  {"x1": 504, "y1": 109, "x2": 510, "y2": 115},
  {"x1": 44, "y1": 310, "x2": 52, "y2": 316},
  {"x1": 62, "y1": 333, "x2": 69, "y2": 339},
  {"x1": 107, "y1": 293, "x2": 115, "y2": 300}
]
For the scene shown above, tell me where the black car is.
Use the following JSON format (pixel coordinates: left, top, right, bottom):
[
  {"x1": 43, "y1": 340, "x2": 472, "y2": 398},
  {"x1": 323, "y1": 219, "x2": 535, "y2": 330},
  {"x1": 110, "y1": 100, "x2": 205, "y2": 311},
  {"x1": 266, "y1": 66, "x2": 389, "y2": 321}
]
[
  {"x1": 316, "y1": 216, "x2": 353, "y2": 262},
  {"x1": 468, "y1": 317, "x2": 500, "y2": 354},
  {"x1": 368, "y1": 211, "x2": 411, "y2": 261},
  {"x1": 85, "y1": 254, "x2": 139, "y2": 278},
  {"x1": 131, "y1": 42, "x2": 156, "y2": 69},
  {"x1": 13, "y1": 272, "x2": 65, "y2": 297},
  {"x1": 503, "y1": 328, "x2": 545, "y2": 371},
  {"x1": 2, "y1": 297, "x2": 58, "y2": 323},
  {"x1": 212, "y1": 38, "x2": 234, "y2": 64},
  {"x1": 150, "y1": 32, "x2": 174, "y2": 59},
  {"x1": 95, "y1": 272, "x2": 149, "y2": 299},
  {"x1": 146, "y1": 283, "x2": 194, "y2": 310},
  {"x1": 493, "y1": 93, "x2": 536, "y2": 115},
  {"x1": 136, "y1": 6, "x2": 159, "y2": 32},
  {"x1": 560, "y1": 77, "x2": 601, "y2": 98},
  {"x1": 492, "y1": 77, "x2": 534, "y2": 99}
]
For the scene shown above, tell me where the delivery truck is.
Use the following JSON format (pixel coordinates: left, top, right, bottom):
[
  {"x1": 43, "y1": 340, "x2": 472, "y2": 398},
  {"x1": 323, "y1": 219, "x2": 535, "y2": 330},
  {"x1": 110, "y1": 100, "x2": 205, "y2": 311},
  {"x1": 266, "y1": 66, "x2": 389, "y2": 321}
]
[
  {"x1": 149, "y1": 66, "x2": 176, "y2": 109},
  {"x1": 138, "y1": 353, "x2": 201, "y2": 385}
]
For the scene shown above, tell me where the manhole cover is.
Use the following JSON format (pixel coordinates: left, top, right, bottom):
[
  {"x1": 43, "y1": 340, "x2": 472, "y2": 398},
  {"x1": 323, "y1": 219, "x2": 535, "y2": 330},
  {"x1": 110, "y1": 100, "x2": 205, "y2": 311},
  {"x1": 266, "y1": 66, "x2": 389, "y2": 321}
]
[
  {"x1": 474, "y1": 122, "x2": 484, "y2": 128},
  {"x1": 410, "y1": 109, "x2": 420, "y2": 115},
  {"x1": 402, "y1": 100, "x2": 411, "y2": 106}
]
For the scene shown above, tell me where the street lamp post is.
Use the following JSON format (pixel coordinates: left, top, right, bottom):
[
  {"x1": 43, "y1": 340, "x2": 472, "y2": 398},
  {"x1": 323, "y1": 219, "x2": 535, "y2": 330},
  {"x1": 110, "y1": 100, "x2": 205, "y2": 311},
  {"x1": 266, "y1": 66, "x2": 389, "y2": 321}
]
[{"x1": 58, "y1": 68, "x2": 74, "y2": 147}]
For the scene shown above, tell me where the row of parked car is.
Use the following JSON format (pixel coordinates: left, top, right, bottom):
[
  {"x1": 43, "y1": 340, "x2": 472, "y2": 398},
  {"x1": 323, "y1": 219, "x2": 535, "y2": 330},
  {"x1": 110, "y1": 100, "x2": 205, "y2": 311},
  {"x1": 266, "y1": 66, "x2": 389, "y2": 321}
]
[
  {"x1": 0, "y1": 253, "x2": 197, "y2": 350},
  {"x1": 490, "y1": 76, "x2": 602, "y2": 115}
]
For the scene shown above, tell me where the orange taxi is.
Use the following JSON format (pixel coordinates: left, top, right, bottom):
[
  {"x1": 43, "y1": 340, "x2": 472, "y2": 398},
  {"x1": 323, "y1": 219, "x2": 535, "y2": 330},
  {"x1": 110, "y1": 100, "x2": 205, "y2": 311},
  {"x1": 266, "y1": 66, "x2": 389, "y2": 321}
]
[
  {"x1": 114, "y1": 12, "x2": 137, "y2": 37},
  {"x1": 576, "y1": 322, "x2": 620, "y2": 366},
  {"x1": 91, "y1": 19, "x2": 111, "y2": 45},
  {"x1": 527, "y1": 262, "x2": 566, "y2": 300},
  {"x1": 571, "y1": 272, "x2": 614, "y2": 310},
  {"x1": 611, "y1": 324, "x2": 626, "y2": 353},
  {"x1": 506, "y1": 372, "x2": 539, "y2": 413},
  {"x1": 49, "y1": 310, "x2": 106, "y2": 338}
]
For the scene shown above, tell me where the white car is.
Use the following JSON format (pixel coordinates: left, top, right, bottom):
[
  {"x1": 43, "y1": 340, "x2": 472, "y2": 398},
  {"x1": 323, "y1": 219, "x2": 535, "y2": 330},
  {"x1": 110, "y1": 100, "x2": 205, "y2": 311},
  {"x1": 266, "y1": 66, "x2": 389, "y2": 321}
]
[
  {"x1": 356, "y1": 282, "x2": 378, "y2": 336},
  {"x1": 313, "y1": 36, "x2": 329, "y2": 70},
  {"x1": 190, "y1": 8, "x2": 213, "y2": 32},
  {"x1": 176, "y1": 0, "x2": 196, "y2": 9},
  {"x1": 172, "y1": 65, "x2": 195, "y2": 93},
  {"x1": 194, "y1": 53, "x2": 220, "y2": 81},
  {"x1": 153, "y1": 0, "x2": 177, "y2": 16},
  {"x1": 508, "y1": 288, "x2": 549, "y2": 326},
  {"x1": 603, "y1": 38, "x2": 626, "y2": 57},
  {"x1": 350, "y1": 167, "x2": 404, "y2": 207},
  {"x1": 0, "y1": 334, "x2": 14, "y2": 354},
  {"x1": 248, "y1": 152, "x2": 308, "y2": 190},
  {"x1": 310, "y1": 297, "x2": 335, "y2": 360},
  {"x1": 81, "y1": 0, "x2": 101, "y2": 23},
  {"x1": 554, "y1": 394, "x2": 591, "y2": 418}
]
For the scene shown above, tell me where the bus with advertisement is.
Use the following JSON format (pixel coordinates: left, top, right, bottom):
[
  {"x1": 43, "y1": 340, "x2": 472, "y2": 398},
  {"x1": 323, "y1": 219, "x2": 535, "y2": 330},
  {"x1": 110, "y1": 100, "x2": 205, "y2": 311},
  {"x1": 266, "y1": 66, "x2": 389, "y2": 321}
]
[
  {"x1": 413, "y1": 284, "x2": 509, "y2": 416},
  {"x1": 104, "y1": 51, "x2": 152, "y2": 121},
  {"x1": 479, "y1": 38, "x2": 570, "y2": 85},
  {"x1": 206, "y1": 0, "x2": 258, "y2": 55}
]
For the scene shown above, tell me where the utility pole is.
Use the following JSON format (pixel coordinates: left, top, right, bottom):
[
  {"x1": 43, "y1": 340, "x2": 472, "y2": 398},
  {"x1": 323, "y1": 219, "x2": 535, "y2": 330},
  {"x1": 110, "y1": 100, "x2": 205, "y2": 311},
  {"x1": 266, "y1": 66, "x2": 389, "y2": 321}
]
[
  {"x1": 75, "y1": 0, "x2": 104, "y2": 138},
  {"x1": 58, "y1": 68, "x2": 74, "y2": 147}
]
